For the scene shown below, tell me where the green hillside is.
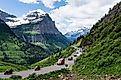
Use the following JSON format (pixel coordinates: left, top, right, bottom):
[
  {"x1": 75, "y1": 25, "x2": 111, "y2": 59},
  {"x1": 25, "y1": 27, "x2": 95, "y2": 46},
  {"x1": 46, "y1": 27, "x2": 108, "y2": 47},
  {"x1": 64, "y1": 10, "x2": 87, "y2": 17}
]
[
  {"x1": 0, "y1": 61, "x2": 28, "y2": 72},
  {"x1": 73, "y1": 2, "x2": 121, "y2": 75},
  {"x1": 31, "y1": 46, "x2": 75, "y2": 68},
  {"x1": 0, "y1": 19, "x2": 48, "y2": 67}
]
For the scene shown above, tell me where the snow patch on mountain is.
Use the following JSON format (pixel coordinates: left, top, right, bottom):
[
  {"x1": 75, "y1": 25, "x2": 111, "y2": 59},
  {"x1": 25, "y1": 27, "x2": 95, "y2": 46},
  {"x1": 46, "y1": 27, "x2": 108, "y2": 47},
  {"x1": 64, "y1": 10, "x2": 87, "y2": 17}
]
[
  {"x1": 6, "y1": 9, "x2": 46, "y2": 27},
  {"x1": 0, "y1": 10, "x2": 16, "y2": 22},
  {"x1": 25, "y1": 9, "x2": 45, "y2": 17},
  {"x1": 65, "y1": 27, "x2": 90, "y2": 42}
]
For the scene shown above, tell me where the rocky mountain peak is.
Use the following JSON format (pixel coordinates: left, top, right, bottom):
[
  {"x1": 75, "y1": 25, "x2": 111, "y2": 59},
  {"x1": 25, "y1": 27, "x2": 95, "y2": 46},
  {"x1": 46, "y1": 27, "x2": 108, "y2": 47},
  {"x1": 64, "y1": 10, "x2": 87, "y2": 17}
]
[
  {"x1": 0, "y1": 10, "x2": 16, "y2": 22},
  {"x1": 24, "y1": 10, "x2": 45, "y2": 21},
  {"x1": 6, "y1": 10, "x2": 53, "y2": 27},
  {"x1": 24, "y1": 11, "x2": 52, "y2": 23}
]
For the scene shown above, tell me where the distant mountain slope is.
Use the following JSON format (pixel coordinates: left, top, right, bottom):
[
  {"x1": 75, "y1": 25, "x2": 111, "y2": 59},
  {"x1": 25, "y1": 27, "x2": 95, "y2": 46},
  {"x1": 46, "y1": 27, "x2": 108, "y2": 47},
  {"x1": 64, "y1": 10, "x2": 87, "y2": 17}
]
[
  {"x1": 65, "y1": 27, "x2": 90, "y2": 42},
  {"x1": 0, "y1": 10, "x2": 16, "y2": 22},
  {"x1": 73, "y1": 2, "x2": 121, "y2": 75},
  {"x1": 0, "y1": 19, "x2": 49, "y2": 65},
  {"x1": 7, "y1": 10, "x2": 70, "y2": 52}
]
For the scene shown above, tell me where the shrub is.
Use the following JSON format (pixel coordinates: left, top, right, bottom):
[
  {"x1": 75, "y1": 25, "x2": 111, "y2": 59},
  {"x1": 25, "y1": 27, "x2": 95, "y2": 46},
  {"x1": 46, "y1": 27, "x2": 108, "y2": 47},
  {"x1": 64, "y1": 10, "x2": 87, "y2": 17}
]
[
  {"x1": 10, "y1": 75, "x2": 22, "y2": 80},
  {"x1": 97, "y1": 56, "x2": 114, "y2": 68}
]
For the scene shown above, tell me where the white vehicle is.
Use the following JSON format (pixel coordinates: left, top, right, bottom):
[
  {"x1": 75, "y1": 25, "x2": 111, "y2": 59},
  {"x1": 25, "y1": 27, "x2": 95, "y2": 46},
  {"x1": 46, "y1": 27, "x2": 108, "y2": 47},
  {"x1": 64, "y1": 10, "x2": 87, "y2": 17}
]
[{"x1": 57, "y1": 58, "x2": 65, "y2": 65}]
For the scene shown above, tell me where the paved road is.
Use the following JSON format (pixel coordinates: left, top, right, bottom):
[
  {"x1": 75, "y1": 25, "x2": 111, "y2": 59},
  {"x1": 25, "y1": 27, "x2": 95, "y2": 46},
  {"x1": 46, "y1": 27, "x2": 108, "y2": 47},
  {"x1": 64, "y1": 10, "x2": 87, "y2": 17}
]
[{"x1": 0, "y1": 48, "x2": 82, "y2": 78}]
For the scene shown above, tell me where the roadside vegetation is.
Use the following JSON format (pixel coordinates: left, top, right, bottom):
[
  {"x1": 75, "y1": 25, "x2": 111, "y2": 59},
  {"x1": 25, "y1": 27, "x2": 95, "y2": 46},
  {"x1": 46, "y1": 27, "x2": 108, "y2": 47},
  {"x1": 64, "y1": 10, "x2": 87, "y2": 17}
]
[
  {"x1": 0, "y1": 61, "x2": 29, "y2": 72},
  {"x1": 31, "y1": 46, "x2": 76, "y2": 68},
  {"x1": 23, "y1": 69, "x2": 70, "y2": 80}
]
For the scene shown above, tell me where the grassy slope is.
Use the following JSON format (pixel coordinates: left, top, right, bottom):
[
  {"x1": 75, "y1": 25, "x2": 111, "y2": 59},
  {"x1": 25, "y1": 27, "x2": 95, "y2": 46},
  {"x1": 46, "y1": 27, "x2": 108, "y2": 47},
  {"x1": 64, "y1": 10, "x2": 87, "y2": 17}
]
[
  {"x1": 31, "y1": 46, "x2": 76, "y2": 68},
  {"x1": 0, "y1": 61, "x2": 28, "y2": 72},
  {"x1": 0, "y1": 19, "x2": 49, "y2": 72},
  {"x1": 73, "y1": 2, "x2": 121, "y2": 75}
]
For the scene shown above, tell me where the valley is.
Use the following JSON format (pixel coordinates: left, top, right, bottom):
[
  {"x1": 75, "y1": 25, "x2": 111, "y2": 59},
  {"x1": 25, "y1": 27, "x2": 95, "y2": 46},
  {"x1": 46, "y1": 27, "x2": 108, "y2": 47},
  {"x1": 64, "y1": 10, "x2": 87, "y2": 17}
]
[
  {"x1": 0, "y1": 47, "x2": 82, "y2": 78},
  {"x1": 0, "y1": 10, "x2": 71, "y2": 74},
  {"x1": 0, "y1": 0, "x2": 121, "y2": 80}
]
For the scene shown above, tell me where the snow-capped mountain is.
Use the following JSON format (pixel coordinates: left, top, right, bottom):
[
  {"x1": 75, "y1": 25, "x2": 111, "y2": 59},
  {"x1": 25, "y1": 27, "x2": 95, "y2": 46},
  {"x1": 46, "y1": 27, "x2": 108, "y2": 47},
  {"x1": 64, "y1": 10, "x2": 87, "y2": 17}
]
[
  {"x1": 65, "y1": 27, "x2": 90, "y2": 42},
  {"x1": 0, "y1": 10, "x2": 16, "y2": 22},
  {"x1": 6, "y1": 9, "x2": 46, "y2": 27},
  {"x1": 8, "y1": 9, "x2": 70, "y2": 52}
]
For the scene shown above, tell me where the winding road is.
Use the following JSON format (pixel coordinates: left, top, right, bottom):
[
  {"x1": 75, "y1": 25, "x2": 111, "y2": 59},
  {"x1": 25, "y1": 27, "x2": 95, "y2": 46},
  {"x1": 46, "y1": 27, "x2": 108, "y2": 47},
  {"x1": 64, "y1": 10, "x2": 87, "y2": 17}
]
[{"x1": 0, "y1": 48, "x2": 82, "y2": 78}]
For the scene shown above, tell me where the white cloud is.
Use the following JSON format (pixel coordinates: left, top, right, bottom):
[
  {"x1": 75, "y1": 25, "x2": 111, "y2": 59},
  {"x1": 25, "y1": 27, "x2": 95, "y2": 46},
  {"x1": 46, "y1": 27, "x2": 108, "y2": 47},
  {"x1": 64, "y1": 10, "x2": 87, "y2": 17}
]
[
  {"x1": 40, "y1": 0, "x2": 61, "y2": 8},
  {"x1": 18, "y1": 0, "x2": 121, "y2": 34},
  {"x1": 65, "y1": 0, "x2": 89, "y2": 7},
  {"x1": 18, "y1": 0, "x2": 39, "y2": 4},
  {"x1": 18, "y1": 0, "x2": 61, "y2": 8},
  {"x1": 50, "y1": 0, "x2": 121, "y2": 34}
]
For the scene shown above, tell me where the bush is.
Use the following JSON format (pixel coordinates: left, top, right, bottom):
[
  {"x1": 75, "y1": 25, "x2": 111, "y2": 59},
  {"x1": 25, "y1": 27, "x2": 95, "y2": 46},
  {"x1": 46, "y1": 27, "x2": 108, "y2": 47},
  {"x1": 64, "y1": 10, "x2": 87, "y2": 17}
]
[
  {"x1": 10, "y1": 75, "x2": 22, "y2": 80},
  {"x1": 25, "y1": 69, "x2": 70, "y2": 80}
]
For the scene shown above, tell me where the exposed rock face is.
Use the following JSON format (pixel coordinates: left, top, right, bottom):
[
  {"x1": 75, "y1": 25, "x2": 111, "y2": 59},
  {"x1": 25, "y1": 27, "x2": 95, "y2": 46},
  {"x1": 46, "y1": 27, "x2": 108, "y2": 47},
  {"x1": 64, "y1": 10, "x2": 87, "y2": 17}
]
[
  {"x1": 0, "y1": 10, "x2": 16, "y2": 22},
  {"x1": 26, "y1": 13, "x2": 61, "y2": 34},
  {"x1": 10, "y1": 11, "x2": 70, "y2": 52}
]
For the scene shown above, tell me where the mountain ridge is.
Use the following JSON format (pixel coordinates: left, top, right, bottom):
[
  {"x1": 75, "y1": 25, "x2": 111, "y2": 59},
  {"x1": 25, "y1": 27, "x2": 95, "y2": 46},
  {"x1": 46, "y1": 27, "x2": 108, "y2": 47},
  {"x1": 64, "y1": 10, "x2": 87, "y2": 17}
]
[
  {"x1": 0, "y1": 10, "x2": 16, "y2": 22},
  {"x1": 65, "y1": 27, "x2": 90, "y2": 42},
  {"x1": 5, "y1": 10, "x2": 70, "y2": 52}
]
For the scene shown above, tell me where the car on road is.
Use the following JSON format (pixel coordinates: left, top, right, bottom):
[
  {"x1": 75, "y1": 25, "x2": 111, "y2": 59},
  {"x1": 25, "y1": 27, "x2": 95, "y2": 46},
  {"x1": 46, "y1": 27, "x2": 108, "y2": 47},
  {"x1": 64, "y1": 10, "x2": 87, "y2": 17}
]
[
  {"x1": 65, "y1": 64, "x2": 68, "y2": 67},
  {"x1": 34, "y1": 66, "x2": 41, "y2": 71},
  {"x1": 4, "y1": 69, "x2": 13, "y2": 75},
  {"x1": 76, "y1": 52, "x2": 79, "y2": 54},
  {"x1": 57, "y1": 58, "x2": 65, "y2": 65},
  {"x1": 68, "y1": 57, "x2": 73, "y2": 61}
]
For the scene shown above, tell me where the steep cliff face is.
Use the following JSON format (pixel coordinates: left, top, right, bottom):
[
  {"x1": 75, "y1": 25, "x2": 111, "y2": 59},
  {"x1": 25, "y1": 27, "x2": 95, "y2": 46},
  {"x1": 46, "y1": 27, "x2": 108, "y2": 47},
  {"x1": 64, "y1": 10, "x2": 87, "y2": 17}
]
[
  {"x1": 10, "y1": 11, "x2": 70, "y2": 52},
  {"x1": 0, "y1": 19, "x2": 49, "y2": 65}
]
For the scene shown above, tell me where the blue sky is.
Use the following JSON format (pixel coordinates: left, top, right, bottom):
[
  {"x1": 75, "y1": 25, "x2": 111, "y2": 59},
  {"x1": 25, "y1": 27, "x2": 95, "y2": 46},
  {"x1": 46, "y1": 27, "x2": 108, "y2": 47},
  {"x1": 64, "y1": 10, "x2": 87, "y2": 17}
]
[
  {"x1": 0, "y1": 0, "x2": 66, "y2": 17},
  {"x1": 1, "y1": 0, "x2": 120, "y2": 34}
]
